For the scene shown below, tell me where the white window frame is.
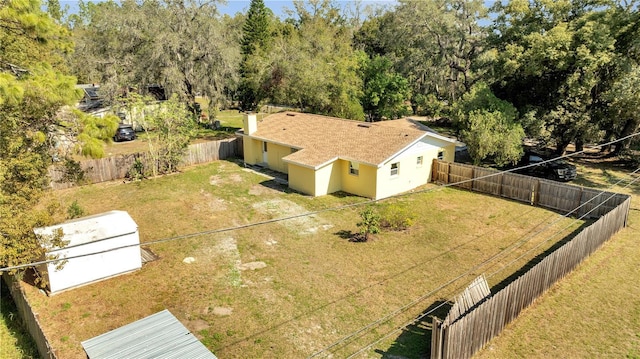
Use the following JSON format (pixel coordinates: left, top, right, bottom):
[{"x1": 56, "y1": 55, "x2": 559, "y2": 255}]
[
  {"x1": 416, "y1": 156, "x2": 423, "y2": 167},
  {"x1": 390, "y1": 162, "x2": 399, "y2": 176},
  {"x1": 437, "y1": 150, "x2": 444, "y2": 160},
  {"x1": 349, "y1": 161, "x2": 359, "y2": 176}
]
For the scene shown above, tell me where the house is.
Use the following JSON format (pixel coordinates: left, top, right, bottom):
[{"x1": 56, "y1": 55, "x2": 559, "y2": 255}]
[
  {"x1": 33, "y1": 211, "x2": 142, "y2": 295},
  {"x1": 239, "y1": 112, "x2": 457, "y2": 200},
  {"x1": 81, "y1": 309, "x2": 217, "y2": 359}
]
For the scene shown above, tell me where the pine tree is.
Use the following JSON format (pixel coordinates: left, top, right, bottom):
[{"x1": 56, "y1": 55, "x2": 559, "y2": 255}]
[{"x1": 238, "y1": 0, "x2": 272, "y2": 111}]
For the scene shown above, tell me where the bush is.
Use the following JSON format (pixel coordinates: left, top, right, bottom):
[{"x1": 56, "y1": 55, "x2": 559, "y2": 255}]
[
  {"x1": 356, "y1": 207, "x2": 381, "y2": 242},
  {"x1": 67, "y1": 200, "x2": 85, "y2": 219},
  {"x1": 380, "y1": 204, "x2": 415, "y2": 231}
]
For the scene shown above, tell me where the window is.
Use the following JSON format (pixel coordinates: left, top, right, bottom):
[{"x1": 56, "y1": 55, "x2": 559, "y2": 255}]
[
  {"x1": 349, "y1": 161, "x2": 359, "y2": 176},
  {"x1": 416, "y1": 156, "x2": 423, "y2": 167},
  {"x1": 263, "y1": 142, "x2": 268, "y2": 152},
  {"x1": 437, "y1": 150, "x2": 444, "y2": 160},
  {"x1": 390, "y1": 162, "x2": 399, "y2": 176}
]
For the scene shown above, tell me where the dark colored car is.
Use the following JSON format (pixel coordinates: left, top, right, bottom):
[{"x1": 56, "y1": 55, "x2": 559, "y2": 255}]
[
  {"x1": 113, "y1": 125, "x2": 137, "y2": 142},
  {"x1": 516, "y1": 152, "x2": 577, "y2": 181}
]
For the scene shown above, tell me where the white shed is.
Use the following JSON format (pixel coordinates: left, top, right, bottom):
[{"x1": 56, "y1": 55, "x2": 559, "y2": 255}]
[{"x1": 34, "y1": 210, "x2": 142, "y2": 294}]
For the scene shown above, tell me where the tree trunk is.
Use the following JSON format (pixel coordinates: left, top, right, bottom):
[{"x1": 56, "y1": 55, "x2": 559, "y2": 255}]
[{"x1": 613, "y1": 118, "x2": 639, "y2": 155}]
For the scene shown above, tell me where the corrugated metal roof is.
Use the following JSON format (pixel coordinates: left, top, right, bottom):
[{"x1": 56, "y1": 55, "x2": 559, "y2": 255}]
[{"x1": 81, "y1": 310, "x2": 217, "y2": 359}]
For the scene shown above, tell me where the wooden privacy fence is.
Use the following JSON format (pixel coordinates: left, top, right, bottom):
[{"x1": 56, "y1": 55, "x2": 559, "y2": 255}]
[
  {"x1": 430, "y1": 160, "x2": 632, "y2": 359},
  {"x1": 49, "y1": 137, "x2": 243, "y2": 189},
  {"x1": 2, "y1": 274, "x2": 58, "y2": 359},
  {"x1": 431, "y1": 160, "x2": 628, "y2": 219}
]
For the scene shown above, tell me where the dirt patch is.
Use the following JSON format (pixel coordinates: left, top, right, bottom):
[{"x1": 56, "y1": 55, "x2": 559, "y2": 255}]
[
  {"x1": 238, "y1": 261, "x2": 267, "y2": 271},
  {"x1": 249, "y1": 184, "x2": 282, "y2": 196},
  {"x1": 187, "y1": 319, "x2": 209, "y2": 332},
  {"x1": 252, "y1": 199, "x2": 333, "y2": 235},
  {"x1": 212, "y1": 307, "x2": 233, "y2": 316},
  {"x1": 209, "y1": 175, "x2": 222, "y2": 185}
]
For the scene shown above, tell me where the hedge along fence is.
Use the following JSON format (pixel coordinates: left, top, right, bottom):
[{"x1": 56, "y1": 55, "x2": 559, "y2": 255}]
[
  {"x1": 2, "y1": 274, "x2": 58, "y2": 359},
  {"x1": 430, "y1": 160, "x2": 632, "y2": 359},
  {"x1": 49, "y1": 137, "x2": 243, "y2": 190}
]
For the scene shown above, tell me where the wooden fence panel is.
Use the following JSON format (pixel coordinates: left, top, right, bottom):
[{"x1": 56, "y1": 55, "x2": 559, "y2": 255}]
[
  {"x1": 537, "y1": 180, "x2": 583, "y2": 213},
  {"x1": 471, "y1": 168, "x2": 502, "y2": 196},
  {"x1": 448, "y1": 163, "x2": 474, "y2": 189},
  {"x1": 432, "y1": 196, "x2": 631, "y2": 359},
  {"x1": 49, "y1": 137, "x2": 243, "y2": 189},
  {"x1": 499, "y1": 173, "x2": 536, "y2": 203}
]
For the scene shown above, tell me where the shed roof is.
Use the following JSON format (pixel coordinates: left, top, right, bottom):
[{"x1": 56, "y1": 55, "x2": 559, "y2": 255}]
[
  {"x1": 81, "y1": 310, "x2": 216, "y2": 359},
  {"x1": 34, "y1": 210, "x2": 137, "y2": 250},
  {"x1": 245, "y1": 112, "x2": 456, "y2": 169}
]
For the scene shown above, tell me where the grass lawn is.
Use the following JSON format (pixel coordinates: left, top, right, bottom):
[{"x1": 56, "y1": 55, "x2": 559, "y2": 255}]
[
  {"x1": 1, "y1": 277, "x2": 39, "y2": 359},
  {"x1": 475, "y1": 158, "x2": 640, "y2": 359},
  {"x1": 15, "y1": 159, "x2": 585, "y2": 359}
]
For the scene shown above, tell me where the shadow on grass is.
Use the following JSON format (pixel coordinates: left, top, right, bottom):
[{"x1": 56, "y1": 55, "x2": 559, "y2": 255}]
[
  {"x1": 374, "y1": 300, "x2": 452, "y2": 359},
  {"x1": 490, "y1": 219, "x2": 590, "y2": 293},
  {"x1": 1, "y1": 276, "x2": 39, "y2": 359},
  {"x1": 376, "y1": 221, "x2": 591, "y2": 358}
]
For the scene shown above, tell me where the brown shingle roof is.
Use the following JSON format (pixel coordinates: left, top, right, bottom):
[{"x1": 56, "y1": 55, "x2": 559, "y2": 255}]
[{"x1": 249, "y1": 112, "x2": 431, "y2": 168}]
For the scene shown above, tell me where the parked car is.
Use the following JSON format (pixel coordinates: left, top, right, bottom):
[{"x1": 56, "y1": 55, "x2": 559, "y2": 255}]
[
  {"x1": 515, "y1": 152, "x2": 577, "y2": 181},
  {"x1": 113, "y1": 125, "x2": 137, "y2": 142}
]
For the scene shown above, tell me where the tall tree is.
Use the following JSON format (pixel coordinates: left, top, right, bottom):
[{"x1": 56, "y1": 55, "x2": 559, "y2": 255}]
[
  {"x1": 70, "y1": 0, "x2": 240, "y2": 111},
  {"x1": 0, "y1": 0, "x2": 79, "y2": 276},
  {"x1": 386, "y1": 0, "x2": 489, "y2": 110},
  {"x1": 360, "y1": 55, "x2": 410, "y2": 121},
  {"x1": 453, "y1": 83, "x2": 525, "y2": 165},
  {"x1": 261, "y1": 0, "x2": 364, "y2": 119},
  {"x1": 238, "y1": 0, "x2": 273, "y2": 111},
  {"x1": 490, "y1": 0, "x2": 640, "y2": 154}
]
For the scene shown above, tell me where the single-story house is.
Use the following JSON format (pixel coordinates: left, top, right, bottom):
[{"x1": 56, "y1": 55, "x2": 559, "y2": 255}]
[
  {"x1": 239, "y1": 112, "x2": 457, "y2": 200},
  {"x1": 33, "y1": 210, "x2": 142, "y2": 295},
  {"x1": 81, "y1": 309, "x2": 217, "y2": 359}
]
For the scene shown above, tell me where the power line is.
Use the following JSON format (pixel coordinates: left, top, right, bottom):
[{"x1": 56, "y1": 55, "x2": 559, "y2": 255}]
[
  {"x1": 338, "y1": 169, "x2": 640, "y2": 359},
  {"x1": 3, "y1": 131, "x2": 638, "y2": 273}
]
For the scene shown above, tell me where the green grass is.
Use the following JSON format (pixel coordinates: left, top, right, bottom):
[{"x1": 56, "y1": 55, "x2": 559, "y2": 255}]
[
  {"x1": 1, "y1": 276, "x2": 39, "y2": 359},
  {"x1": 19, "y1": 160, "x2": 585, "y2": 358}
]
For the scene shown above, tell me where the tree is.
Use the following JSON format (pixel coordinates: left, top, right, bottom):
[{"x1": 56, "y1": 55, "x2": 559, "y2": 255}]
[
  {"x1": 360, "y1": 55, "x2": 410, "y2": 121},
  {"x1": 489, "y1": 0, "x2": 640, "y2": 154},
  {"x1": 453, "y1": 83, "x2": 524, "y2": 166},
  {"x1": 0, "y1": 0, "x2": 80, "y2": 277},
  {"x1": 385, "y1": 0, "x2": 489, "y2": 107},
  {"x1": 70, "y1": 0, "x2": 240, "y2": 111},
  {"x1": 238, "y1": 0, "x2": 273, "y2": 111},
  {"x1": 356, "y1": 207, "x2": 380, "y2": 242},
  {"x1": 259, "y1": 0, "x2": 364, "y2": 119},
  {"x1": 122, "y1": 95, "x2": 196, "y2": 177}
]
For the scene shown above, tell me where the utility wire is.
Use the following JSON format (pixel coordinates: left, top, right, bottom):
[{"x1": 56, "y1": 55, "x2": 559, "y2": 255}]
[
  {"x1": 339, "y1": 168, "x2": 640, "y2": 359},
  {"x1": 4, "y1": 131, "x2": 638, "y2": 273}
]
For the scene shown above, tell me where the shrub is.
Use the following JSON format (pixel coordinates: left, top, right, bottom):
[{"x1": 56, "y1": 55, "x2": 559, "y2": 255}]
[
  {"x1": 66, "y1": 200, "x2": 85, "y2": 219},
  {"x1": 356, "y1": 207, "x2": 381, "y2": 242},
  {"x1": 380, "y1": 204, "x2": 415, "y2": 231}
]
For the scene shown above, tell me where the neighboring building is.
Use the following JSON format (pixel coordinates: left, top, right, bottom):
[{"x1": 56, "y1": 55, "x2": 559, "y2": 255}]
[
  {"x1": 33, "y1": 211, "x2": 142, "y2": 295},
  {"x1": 239, "y1": 112, "x2": 457, "y2": 200},
  {"x1": 81, "y1": 309, "x2": 217, "y2": 359}
]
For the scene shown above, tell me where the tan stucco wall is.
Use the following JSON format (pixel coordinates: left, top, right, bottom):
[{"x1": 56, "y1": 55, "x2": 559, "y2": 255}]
[
  {"x1": 265, "y1": 142, "x2": 292, "y2": 174},
  {"x1": 314, "y1": 161, "x2": 343, "y2": 196},
  {"x1": 342, "y1": 160, "x2": 377, "y2": 199},
  {"x1": 288, "y1": 164, "x2": 316, "y2": 196},
  {"x1": 243, "y1": 137, "x2": 263, "y2": 165}
]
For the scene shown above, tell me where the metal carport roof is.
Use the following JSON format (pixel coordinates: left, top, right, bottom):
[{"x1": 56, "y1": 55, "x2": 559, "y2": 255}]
[{"x1": 81, "y1": 310, "x2": 217, "y2": 359}]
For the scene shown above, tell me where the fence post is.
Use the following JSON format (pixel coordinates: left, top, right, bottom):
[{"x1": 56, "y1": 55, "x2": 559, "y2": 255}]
[{"x1": 431, "y1": 316, "x2": 443, "y2": 359}]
